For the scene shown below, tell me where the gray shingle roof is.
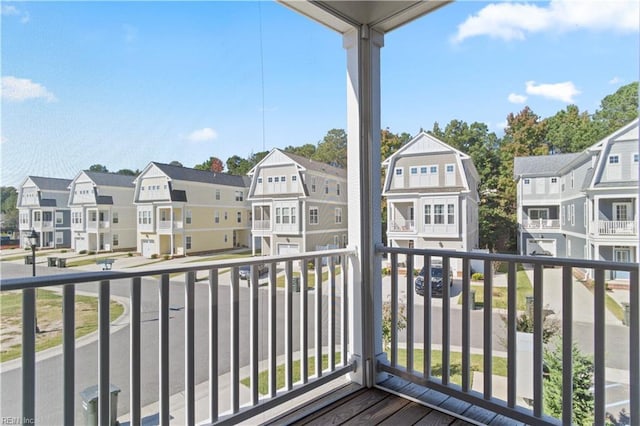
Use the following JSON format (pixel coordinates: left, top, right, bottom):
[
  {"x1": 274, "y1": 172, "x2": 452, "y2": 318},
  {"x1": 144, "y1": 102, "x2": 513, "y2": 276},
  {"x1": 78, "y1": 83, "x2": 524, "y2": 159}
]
[
  {"x1": 84, "y1": 171, "x2": 135, "y2": 187},
  {"x1": 152, "y1": 162, "x2": 250, "y2": 187},
  {"x1": 96, "y1": 195, "x2": 114, "y2": 205},
  {"x1": 28, "y1": 176, "x2": 72, "y2": 191},
  {"x1": 513, "y1": 153, "x2": 582, "y2": 178},
  {"x1": 280, "y1": 151, "x2": 347, "y2": 178}
]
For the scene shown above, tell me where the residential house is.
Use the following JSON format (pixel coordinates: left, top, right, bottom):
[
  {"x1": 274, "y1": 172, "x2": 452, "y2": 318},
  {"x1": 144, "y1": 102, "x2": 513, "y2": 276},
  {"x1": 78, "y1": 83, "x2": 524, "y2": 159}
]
[
  {"x1": 247, "y1": 149, "x2": 348, "y2": 256},
  {"x1": 381, "y1": 131, "x2": 480, "y2": 275},
  {"x1": 16, "y1": 176, "x2": 72, "y2": 248},
  {"x1": 68, "y1": 171, "x2": 136, "y2": 253},
  {"x1": 515, "y1": 118, "x2": 639, "y2": 277},
  {"x1": 133, "y1": 162, "x2": 251, "y2": 258}
]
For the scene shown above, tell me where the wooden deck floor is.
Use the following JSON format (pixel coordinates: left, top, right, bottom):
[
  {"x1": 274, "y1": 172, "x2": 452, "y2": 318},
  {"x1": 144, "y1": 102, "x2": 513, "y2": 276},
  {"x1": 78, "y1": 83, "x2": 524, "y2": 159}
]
[{"x1": 265, "y1": 375, "x2": 524, "y2": 426}]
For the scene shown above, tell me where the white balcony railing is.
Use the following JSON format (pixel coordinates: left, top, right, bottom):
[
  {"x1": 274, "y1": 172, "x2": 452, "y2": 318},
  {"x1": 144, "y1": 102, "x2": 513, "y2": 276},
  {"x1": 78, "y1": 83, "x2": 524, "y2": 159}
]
[
  {"x1": 389, "y1": 220, "x2": 415, "y2": 232},
  {"x1": 1, "y1": 249, "x2": 352, "y2": 425},
  {"x1": 1, "y1": 248, "x2": 638, "y2": 425},
  {"x1": 253, "y1": 219, "x2": 271, "y2": 230},
  {"x1": 378, "y1": 247, "x2": 639, "y2": 426},
  {"x1": 523, "y1": 219, "x2": 560, "y2": 230},
  {"x1": 158, "y1": 220, "x2": 183, "y2": 232},
  {"x1": 598, "y1": 220, "x2": 637, "y2": 235}
]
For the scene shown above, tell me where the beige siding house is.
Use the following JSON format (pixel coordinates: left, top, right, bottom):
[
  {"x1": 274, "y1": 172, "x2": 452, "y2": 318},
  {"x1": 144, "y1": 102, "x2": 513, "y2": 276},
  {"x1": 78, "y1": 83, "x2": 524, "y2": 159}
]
[
  {"x1": 382, "y1": 131, "x2": 480, "y2": 275},
  {"x1": 68, "y1": 171, "x2": 136, "y2": 252},
  {"x1": 248, "y1": 149, "x2": 348, "y2": 256},
  {"x1": 133, "y1": 162, "x2": 251, "y2": 258}
]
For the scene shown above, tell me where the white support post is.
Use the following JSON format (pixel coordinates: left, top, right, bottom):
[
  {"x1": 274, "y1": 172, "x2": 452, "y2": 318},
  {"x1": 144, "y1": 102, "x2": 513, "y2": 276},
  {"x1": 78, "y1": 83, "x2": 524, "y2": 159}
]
[{"x1": 343, "y1": 26, "x2": 384, "y2": 387}]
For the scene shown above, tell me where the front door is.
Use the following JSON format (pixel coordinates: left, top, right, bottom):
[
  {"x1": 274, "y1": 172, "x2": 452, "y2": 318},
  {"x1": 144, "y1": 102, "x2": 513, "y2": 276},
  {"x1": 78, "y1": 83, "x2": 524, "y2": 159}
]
[{"x1": 613, "y1": 247, "x2": 631, "y2": 279}]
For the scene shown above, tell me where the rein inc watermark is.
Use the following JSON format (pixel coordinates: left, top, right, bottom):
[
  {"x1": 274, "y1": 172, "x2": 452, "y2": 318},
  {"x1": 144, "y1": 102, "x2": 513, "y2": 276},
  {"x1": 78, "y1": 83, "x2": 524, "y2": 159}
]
[{"x1": 1, "y1": 418, "x2": 36, "y2": 425}]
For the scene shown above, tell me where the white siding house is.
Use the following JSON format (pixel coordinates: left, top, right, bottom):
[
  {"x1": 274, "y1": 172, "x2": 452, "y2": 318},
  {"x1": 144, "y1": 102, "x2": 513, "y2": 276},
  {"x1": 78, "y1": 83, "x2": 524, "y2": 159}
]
[
  {"x1": 68, "y1": 171, "x2": 136, "y2": 252},
  {"x1": 382, "y1": 131, "x2": 480, "y2": 275}
]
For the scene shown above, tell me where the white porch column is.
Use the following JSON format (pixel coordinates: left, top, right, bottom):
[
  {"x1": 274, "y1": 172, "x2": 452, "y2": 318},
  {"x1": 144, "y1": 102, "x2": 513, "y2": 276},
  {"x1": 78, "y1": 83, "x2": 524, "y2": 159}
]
[{"x1": 344, "y1": 26, "x2": 384, "y2": 387}]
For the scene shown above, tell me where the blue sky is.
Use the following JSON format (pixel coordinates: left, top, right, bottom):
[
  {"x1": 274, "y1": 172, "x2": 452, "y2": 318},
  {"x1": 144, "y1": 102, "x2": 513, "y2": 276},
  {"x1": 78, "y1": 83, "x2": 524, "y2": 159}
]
[{"x1": 2, "y1": 1, "x2": 638, "y2": 187}]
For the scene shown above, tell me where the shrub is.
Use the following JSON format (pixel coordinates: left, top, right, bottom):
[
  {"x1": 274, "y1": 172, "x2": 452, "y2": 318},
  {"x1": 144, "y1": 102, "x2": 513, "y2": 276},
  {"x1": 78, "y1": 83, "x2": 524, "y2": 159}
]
[
  {"x1": 382, "y1": 296, "x2": 407, "y2": 351},
  {"x1": 381, "y1": 266, "x2": 391, "y2": 276},
  {"x1": 544, "y1": 341, "x2": 594, "y2": 425},
  {"x1": 471, "y1": 272, "x2": 484, "y2": 281},
  {"x1": 87, "y1": 251, "x2": 95, "y2": 255},
  {"x1": 60, "y1": 249, "x2": 67, "y2": 253},
  {"x1": 151, "y1": 254, "x2": 158, "y2": 259},
  {"x1": 79, "y1": 250, "x2": 87, "y2": 255},
  {"x1": 163, "y1": 254, "x2": 170, "y2": 260},
  {"x1": 127, "y1": 252, "x2": 133, "y2": 257}
]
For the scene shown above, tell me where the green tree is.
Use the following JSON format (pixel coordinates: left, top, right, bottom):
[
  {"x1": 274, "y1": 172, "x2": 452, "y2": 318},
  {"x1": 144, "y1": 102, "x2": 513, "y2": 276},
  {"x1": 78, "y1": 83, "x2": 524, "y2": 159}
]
[
  {"x1": 226, "y1": 155, "x2": 252, "y2": 176},
  {"x1": 0, "y1": 186, "x2": 18, "y2": 232},
  {"x1": 544, "y1": 105, "x2": 598, "y2": 153},
  {"x1": 543, "y1": 342, "x2": 594, "y2": 425},
  {"x1": 284, "y1": 143, "x2": 316, "y2": 159},
  {"x1": 115, "y1": 169, "x2": 138, "y2": 176},
  {"x1": 312, "y1": 129, "x2": 347, "y2": 168},
  {"x1": 88, "y1": 164, "x2": 109, "y2": 173},
  {"x1": 592, "y1": 81, "x2": 639, "y2": 139}
]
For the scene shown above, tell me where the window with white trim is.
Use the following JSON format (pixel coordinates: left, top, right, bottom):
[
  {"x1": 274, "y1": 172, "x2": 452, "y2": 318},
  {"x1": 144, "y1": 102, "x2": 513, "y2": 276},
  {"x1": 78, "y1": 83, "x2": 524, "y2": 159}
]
[
  {"x1": 292, "y1": 175, "x2": 297, "y2": 182},
  {"x1": 334, "y1": 235, "x2": 339, "y2": 246},
  {"x1": 235, "y1": 191, "x2": 243, "y2": 201},
  {"x1": 112, "y1": 212, "x2": 119, "y2": 224},
  {"x1": 309, "y1": 207, "x2": 319, "y2": 225},
  {"x1": 446, "y1": 164, "x2": 454, "y2": 173},
  {"x1": 434, "y1": 204, "x2": 444, "y2": 224},
  {"x1": 570, "y1": 204, "x2": 575, "y2": 226},
  {"x1": 608, "y1": 155, "x2": 620, "y2": 164},
  {"x1": 214, "y1": 211, "x2": 219, "y2": 223},
  {"x1": 186, "y1": 210, "x2": 192, "y2": 224},
  {"x1": 258, "y1": 177, "x2": 263, "y2": 184},
  {"x1": 311, "y1": 178, "x2": 316, "y2": 193},
  {"x1": 395, "y1": 168, "x2": 403, "y2": 176},
  {"x1": 268, "y1": 177, "x2": 273, "y2": 183},
  {"x1": 335, "y1": 208, "x2": 342, "y2": 224},
  {"x1": 215, "y1": 190, "x2": 221, "y2": 200},
  {"x1": 336, "y1": 183, "x2": 340, "y2": 195},
  {"x1": 185, "y1": 236, "x2": 192, "y2": 249},
  {"x1": 275, "y1": 207, "x2": 281, "y2": 224},
  {"x1": 113, "y1": 234, "x2": 119, "y2": 246},
  {"x1": 634, "y1": 153, "x2": 639, "y2": 162},
  {"x1": 410, "y1": 167, "x2": 418, "y2": 175},
  {"x1": 447, "y1": 204, "x2": 455, "y2": 224},
  {"x1": 55, "y1": 232, "x2": 63, "y2": 245},
  {"x1": 55, "y1": 212, "x2": 64, "y2": 225},
  {"x1": 424, "y1": 205, "x2": 431, "y2": 225},
  {"x1": 224, "y1": 211, "x2": 228, "y2": 221},
  {"x1": 325, "y1": 180, "x2": 329, "y2": 194}
]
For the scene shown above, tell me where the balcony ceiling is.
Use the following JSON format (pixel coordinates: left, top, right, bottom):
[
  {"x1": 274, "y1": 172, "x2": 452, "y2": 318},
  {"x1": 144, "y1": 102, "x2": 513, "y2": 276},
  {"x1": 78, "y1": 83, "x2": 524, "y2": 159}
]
[{"x1": 278, "y1": 0, "x2": 451, "y2": 34}]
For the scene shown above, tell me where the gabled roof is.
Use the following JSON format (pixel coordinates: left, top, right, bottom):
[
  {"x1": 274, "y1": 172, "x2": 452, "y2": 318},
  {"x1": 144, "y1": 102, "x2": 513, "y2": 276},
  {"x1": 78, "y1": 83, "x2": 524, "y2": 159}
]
[
  {"x1": 83, "y1": 171, "x2": 135, "y2": 188},
  {"x1": 25, "y1": 176, "x2": 72, "y2": 191},
  {"x1": 139, "y1": 162, "x2": 250, "y2": 188},
  {"x1": 513, "y1": 153, "x2": 582, "y2": 178},
  {"x1": 248, "y1": 148, "x2": 347, "y2": 179}
]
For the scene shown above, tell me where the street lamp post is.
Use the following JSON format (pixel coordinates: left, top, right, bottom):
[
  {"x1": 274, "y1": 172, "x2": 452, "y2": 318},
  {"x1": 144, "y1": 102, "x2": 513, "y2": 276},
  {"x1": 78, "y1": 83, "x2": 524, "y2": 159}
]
[{"x1": 27, "y1": 229, "x2": 40, "y2": 333}]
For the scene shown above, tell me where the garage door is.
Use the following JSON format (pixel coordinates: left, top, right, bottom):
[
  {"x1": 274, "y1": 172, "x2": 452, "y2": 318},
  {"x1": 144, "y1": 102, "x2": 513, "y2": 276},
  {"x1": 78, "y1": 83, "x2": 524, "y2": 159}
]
[
  {"x1": 277, "y1": 243, "x2": 299, "y2": 256},
  {"x1": 526, "y1": 239, "x2": 556, "y2": 257},
  {"x1": 141, "y1": 239, "x2": 155, "y2": 258}
]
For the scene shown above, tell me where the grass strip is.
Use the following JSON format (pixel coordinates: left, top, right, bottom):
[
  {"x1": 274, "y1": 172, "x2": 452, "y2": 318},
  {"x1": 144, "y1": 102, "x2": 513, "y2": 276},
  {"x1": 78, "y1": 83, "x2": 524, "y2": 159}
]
[{"x1": 0, "y1": 288, "x2": 124, "y2": 362}]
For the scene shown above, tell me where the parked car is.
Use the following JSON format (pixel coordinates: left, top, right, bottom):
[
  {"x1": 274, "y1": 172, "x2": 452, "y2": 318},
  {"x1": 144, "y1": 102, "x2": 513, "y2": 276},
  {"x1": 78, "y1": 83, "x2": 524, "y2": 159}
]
[
  {"x1": 414, "y1": 264, "x2": 453, "y2": 297},
  {"x1": 238, "y1": 264, "x2": 269, "y2": 281}
]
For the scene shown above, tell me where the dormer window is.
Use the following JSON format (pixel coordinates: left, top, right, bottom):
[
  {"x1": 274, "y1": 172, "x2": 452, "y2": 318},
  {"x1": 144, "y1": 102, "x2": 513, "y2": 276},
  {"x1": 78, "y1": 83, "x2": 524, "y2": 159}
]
[
  {"x1": 410, "y1": 167, "x2": 418, "y2": 175},
  {"x1": 524, "y1": 179, "x2": 530, "y2": 185},
  {"x1": 634, "y1": 153, "x2": 639, "y2": 163},
  {"x1": 395, "y1": 168, "x2": 403, "y2": 176},
  {"x1": 258, "y1": 177, "x2": 263, "y2": 184},
  {"x1": 608, "y1": 155, "x2": 620, "y2": 164}
]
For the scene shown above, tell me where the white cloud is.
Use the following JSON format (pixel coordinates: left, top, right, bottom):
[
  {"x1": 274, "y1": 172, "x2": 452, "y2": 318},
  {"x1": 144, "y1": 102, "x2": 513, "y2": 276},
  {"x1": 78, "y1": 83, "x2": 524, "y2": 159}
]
[
  {"x1": 1, "y1": 76, "x2": 57, "y2": 102},
  {"x1": 508, "y1": 93, "x2": 527, "y2": 104},
  {"x1": 525, "y1": 80, "x2": 580, "y2": 103},
  {"x1": 609, "y1": 76, "x2": 623, "y2": 85},
  {"x1": 453, "y1": 0, "x2": 639, "y2": 43},
  {"x1": 186, "y1": 127, "x2": 218, "y2": 142},
  {"x1": 1, "y1": 4, "x2": 29, "y2": 23}
]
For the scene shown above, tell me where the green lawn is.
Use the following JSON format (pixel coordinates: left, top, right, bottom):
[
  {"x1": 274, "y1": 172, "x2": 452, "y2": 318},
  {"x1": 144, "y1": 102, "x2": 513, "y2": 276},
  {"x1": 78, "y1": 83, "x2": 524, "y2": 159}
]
[
  {"x1": 0, "y1": 289, "x2": 124, "y2": 362},
  {"x1": 391, "y1": 348, "x2": 508, "y2": 386},
  {"x1": 462, "y1": 266, "x2": 533, "y2": 310},
  {"x1": 241, "y1": 348, "x2": 507, "y2": 395},
  {"x1": 241, "y1": 353, "x2": 343, "y2": 395}
]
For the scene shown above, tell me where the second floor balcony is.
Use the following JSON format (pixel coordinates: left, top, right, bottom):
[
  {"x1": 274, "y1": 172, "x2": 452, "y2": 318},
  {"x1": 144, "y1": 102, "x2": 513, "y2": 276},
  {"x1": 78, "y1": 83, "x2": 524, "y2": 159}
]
[
  {"x1": 389, "y1": 219, "x2": 415, "y2": 232},
  {"x1": 522, "y1": 218, "x2": 560, "y2": 230},
  {"x1": 597, "y1": 220, "x2": 637, "y2": 236},
  {"x1": 158, "y1": 220, "x2": 183, "y2": 233},
  {"x1": 252, "y1": 219, "x2": 271, "y2": 231}
]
